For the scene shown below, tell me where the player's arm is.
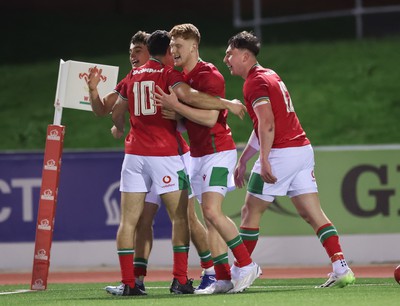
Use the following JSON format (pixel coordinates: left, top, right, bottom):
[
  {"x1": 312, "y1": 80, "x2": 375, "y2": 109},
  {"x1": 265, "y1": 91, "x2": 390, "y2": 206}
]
[
  {"x1": 154, "y1": 84, "x2": 246, "y2": 119},
  {"x1": 111, "y1": 98, "x2": 128, "y2": 134},
  {"x1": 176, "y1": 106, "x2": 219, "y2": 128},
  {"x1": 235, "y1": 130, "x2": 259, "y2": 188},
  {"x1": 159, "y1": 89, "x2": 218, "y2": 127},
  {"x1": 254, "y1": 100, "x2": 277, "y2": 184},
  {"x1": 86, "y1": 67, "x2": 117, "y2": 116}
]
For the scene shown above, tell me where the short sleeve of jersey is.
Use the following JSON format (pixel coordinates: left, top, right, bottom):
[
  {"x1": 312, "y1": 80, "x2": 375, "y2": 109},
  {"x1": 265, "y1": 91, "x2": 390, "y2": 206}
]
[
  {"x1": 245, "y1": 75, "x2": 270, "y2": 108},
  {"x1": 166, "y1": 68, "x2": 185, "y2": 88},
  {"x1": 114, "y1": 72, "x2": 131, "y2": 100}
]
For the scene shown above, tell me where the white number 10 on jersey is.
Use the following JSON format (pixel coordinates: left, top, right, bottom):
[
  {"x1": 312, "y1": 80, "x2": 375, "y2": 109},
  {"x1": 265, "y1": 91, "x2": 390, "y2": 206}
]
[{"x1": 133, "y1": 81, "x2": 157, "y2": 116}]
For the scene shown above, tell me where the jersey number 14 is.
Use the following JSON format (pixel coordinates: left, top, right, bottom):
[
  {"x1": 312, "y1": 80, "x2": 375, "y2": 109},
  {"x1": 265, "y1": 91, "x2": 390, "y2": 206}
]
[{"x1": 278, "y1": 81, "x2": 295, "y2": 112}]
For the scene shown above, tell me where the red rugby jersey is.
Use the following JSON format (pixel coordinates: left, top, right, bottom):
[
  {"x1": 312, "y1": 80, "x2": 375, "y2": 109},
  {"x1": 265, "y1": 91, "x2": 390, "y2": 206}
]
[
  {"x1": 183, "y1": 60, "x2": 235, "y2": 157},
  {"x1": 115, "y1": 58, "x2": 190, "y2": 156},
  {"x1": 243, "y1": 64, "x2": 310, "y2": 148}
]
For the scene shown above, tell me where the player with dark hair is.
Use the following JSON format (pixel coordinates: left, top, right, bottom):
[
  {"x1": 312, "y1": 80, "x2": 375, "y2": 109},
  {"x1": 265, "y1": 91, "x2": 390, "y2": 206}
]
[
  {"x1": 88, "y1": 31, "x2": 166, "y2": 293},
  {"x1": 223, "y1": 31, "x2": 355, "y2": 288},
  {"x1": 89, "y1": 29, "x2": 249, "y2": 296}
]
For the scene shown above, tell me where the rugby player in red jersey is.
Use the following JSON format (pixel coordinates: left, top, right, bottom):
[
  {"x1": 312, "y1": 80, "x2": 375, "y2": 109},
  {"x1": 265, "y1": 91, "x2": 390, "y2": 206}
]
[
  {"x1": 224, "y1": 31, "x2": 355, "y2": 289},
  {"x1": 157, "y1": 24, "x2": 261, "y2": 294}
]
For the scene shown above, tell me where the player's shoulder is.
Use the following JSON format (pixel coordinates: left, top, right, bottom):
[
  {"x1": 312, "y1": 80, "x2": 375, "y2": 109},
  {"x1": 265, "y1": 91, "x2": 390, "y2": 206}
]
[
  {"x1": 197, "y1": 61, "x2": 224, "y2": 80},
  {"x1": 198, "y1": 60, "x2": 219, "y2": 72},
  {"x1": 249, "y1": 66, "x2": 279, "y2": 85}
]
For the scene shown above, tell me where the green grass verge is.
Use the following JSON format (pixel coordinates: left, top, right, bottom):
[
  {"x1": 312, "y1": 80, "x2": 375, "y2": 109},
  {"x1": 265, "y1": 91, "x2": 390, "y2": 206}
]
[
  {"x1": 1, "y1": 36, "x2": 400, "y2": 150},
  {"x1": 1, "y1": 278, "x2": 399, "y2": 306}
]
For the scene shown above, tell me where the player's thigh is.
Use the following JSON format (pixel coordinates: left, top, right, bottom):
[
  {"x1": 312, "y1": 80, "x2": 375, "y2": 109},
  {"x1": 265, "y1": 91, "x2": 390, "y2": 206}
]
[
  {"x1": 120, "y1": 192, "x2": 146, "y2": 224},
  {"x1": 161, "y1": 189, "x2": 189, "y2": 219}
]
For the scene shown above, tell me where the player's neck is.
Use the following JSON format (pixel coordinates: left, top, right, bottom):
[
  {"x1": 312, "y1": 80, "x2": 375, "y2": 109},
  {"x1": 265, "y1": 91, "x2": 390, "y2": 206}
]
[
  {"x1": 183, "y1": 56, "x2": 200, "y2": 74},
  {"x1": 244, "y1": 61, "x2": 259, "y2": 79}
]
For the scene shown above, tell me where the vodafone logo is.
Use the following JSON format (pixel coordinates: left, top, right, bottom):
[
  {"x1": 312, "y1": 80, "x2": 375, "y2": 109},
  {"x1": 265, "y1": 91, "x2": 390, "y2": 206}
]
[{"x1": 163, "y1": 176, "x2": 172, "y2": 184}]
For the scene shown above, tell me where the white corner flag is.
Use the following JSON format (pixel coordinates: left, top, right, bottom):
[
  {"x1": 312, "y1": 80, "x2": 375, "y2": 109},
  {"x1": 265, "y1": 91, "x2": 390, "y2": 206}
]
[{"x1": 53, "y1": 59, "x2": 119, "y2": 125}]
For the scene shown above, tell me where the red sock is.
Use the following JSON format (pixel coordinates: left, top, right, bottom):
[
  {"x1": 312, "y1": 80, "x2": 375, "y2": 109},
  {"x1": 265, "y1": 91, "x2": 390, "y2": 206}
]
[
  {"x1": 173, "y1": 248, "x2": 188, "y2": 285},
  {"x1": 214, "y1": 263, "x2": 231, "y2": 280},
  {"x1": 323, "y1": 236, "x2": 343, "y2": 260},
  {"x1": 240, "y1": 227, "x2": 259, "y2": 255},
  {"x1": 134, "y1": 266, "x2": 147, "y2": 278},
  {"x1": 316, "y1": 223, "x2": 343, "y2": 259},
  {"x1": 198, "y1": 250, "x2": 214, "y2": 270},
  {"x1": 118, "y1": 252, "x2": 135, "y2": 287},
  {"x1": 227, "y1": 236, "x2": 252, "y2": 267}
]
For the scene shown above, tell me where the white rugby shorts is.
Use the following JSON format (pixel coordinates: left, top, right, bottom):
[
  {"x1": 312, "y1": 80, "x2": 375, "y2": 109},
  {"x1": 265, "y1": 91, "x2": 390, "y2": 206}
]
[
  {"x1": 190, "y1": 149, "x2": 236, "y2": 203},
  {"x1": 248, "y1": 144, "x2": 318, "y2": 202},
  {"x1": 120, "y1": 154, "x2": 189, "y2": 195},
  {"x1": 144, "y1": 152, "x2": 192, "y2": 206}
]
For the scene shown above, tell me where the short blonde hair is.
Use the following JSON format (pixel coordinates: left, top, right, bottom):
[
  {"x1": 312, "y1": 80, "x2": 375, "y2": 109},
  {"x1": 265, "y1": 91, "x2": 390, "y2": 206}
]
[{"x1": 169, "y1": 23, "x2": 201, "y2": 44}]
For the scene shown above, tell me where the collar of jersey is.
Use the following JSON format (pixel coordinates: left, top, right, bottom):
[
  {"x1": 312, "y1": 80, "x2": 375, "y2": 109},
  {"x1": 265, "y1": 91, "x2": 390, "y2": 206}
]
[{"x1": 149, "y1": 57, "x2": 162, "y2": 64}]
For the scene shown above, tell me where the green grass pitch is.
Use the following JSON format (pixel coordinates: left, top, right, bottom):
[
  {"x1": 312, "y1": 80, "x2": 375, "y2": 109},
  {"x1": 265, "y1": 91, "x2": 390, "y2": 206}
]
[{"x1": 1, "y1": 278, "x2": 398, "y2": 306}]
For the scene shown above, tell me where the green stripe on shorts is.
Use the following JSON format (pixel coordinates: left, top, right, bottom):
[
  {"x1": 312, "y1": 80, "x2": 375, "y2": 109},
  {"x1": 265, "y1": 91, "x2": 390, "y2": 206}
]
[
  {"x1": 178, "y1": 169, "x2": 189, "y2": 190},
  {"x1": 209, "y1": 167, "x2": 228, "y2": 187},
  {"x1": 247, "y1": 172, "x2": 264, "y2": 194}
]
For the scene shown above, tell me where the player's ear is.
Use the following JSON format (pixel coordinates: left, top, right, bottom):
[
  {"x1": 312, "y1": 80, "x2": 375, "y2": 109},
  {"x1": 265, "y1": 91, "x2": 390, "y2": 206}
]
[
  {"x1": 191, "y1": 42, "x2": 198, "y2": 53},
  {"x1": 242, "y1": 50, "x2": 250, "y2": 63}
]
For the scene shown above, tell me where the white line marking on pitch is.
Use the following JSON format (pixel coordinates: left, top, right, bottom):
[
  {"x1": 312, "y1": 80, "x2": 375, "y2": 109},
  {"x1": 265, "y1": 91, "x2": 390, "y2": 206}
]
[{"x1": 0, "y1": 289, "x2": 36, "y2": 295}]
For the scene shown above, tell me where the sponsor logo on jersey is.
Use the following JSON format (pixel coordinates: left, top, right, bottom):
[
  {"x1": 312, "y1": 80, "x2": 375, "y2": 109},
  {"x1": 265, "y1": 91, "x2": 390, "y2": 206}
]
[{"x1": 132, "y1": 67, "x2": 164, "y2": 75}]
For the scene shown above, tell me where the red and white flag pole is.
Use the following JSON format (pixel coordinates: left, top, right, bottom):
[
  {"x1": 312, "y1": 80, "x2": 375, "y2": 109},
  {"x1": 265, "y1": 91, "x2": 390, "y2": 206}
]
[{"x1": 30, "y1": 59, "x2": 118, "y2": 290}]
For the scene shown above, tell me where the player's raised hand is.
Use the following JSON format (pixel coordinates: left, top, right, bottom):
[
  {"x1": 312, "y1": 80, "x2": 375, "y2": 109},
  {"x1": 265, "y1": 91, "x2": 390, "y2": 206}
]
[
  {"x1": 87, "y1": 66, "x2": 103, "y2": 90},
  {"x1": 154, "y1": 85, "x2": 180, "y2": 110},
  {"x1": 225, "y1": 99, "x2": 247, "y2": 119}
]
